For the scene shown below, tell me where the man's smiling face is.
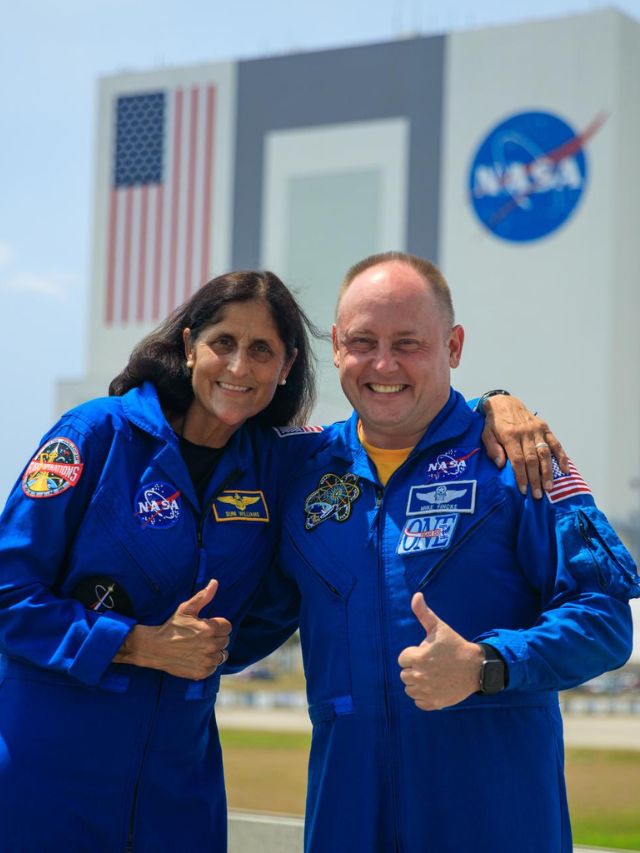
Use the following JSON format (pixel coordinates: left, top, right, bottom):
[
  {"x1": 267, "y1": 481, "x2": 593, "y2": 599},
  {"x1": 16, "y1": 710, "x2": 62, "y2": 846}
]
[{"x1": 332, "y1": 261, "x2": 464, "y2": 449}]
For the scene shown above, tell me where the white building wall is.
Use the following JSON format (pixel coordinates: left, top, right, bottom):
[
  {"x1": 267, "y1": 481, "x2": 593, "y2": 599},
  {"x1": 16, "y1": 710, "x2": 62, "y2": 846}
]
[
  {"x1": 440, "y1": 11, "x2": 639, "y2": 529},
  {"x1": 608, "y1": 13, "x2": 640, "y2": 526}
]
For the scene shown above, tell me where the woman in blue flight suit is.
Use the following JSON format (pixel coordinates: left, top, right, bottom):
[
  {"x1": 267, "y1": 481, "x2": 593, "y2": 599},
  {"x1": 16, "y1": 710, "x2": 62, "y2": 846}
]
[{"x1": 0, "y1": 270, "x2": 322, "y2": 852}]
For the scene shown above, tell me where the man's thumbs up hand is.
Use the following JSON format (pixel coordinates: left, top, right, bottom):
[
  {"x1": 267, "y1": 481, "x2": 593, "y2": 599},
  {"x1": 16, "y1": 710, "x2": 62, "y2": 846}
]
[
  {"x1": 397, "y1": 593, "x2": 484, "y2": 711},
  {"x1": 410, "y1": 591, "x2": 440, "y2": 637}
]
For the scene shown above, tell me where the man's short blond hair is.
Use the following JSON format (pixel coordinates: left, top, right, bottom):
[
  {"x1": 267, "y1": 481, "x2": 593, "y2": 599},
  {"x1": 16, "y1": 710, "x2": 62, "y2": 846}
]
[{"x1": 337, "y1": 251, "x2": 454, "y2": 327}]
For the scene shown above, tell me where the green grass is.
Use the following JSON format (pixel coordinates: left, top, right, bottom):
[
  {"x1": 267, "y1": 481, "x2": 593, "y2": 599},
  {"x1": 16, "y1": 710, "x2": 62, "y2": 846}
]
[
  {"x1": 220, "y1": 728, "x2": 311, "y2": 751},
  {"x1": 220, "y1": 728, "x2": 310, "y2": 814},
  {"x1": 220, "y1": 730, "x2": 640, "y2": 848},
  {"x1": 566, "y1": 748, "x2": 640, "y2": 850}
]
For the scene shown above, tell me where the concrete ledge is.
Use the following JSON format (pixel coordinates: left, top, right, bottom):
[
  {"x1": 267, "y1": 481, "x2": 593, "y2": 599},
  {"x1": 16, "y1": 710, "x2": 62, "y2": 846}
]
[
  {"x1": 228, "y1": 813, "x2": 637, "y2": 853},
  {"x1": 228, "y1": 810, "x2": 304, "y2": 852}
]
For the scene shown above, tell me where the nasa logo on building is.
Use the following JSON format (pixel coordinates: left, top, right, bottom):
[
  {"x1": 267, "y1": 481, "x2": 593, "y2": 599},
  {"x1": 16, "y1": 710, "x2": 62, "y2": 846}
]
[{"x1": 468, "y1": 110, "x2": 604, "y2": 243}]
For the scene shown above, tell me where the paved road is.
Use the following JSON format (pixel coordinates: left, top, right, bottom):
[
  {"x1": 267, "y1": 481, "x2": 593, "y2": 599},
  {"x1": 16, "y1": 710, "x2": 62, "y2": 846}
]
[
  {"x1": 218, "y1": 707, "x2": 640, "y2": 750},
  {"x1": 563, "y1": 714, "x2": 640, "y2": 750}
]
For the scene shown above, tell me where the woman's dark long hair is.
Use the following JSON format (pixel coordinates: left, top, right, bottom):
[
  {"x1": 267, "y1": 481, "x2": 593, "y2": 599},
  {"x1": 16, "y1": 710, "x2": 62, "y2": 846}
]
[{"x1": 109, "y1": 270, "x2": 317, "y2": 426}]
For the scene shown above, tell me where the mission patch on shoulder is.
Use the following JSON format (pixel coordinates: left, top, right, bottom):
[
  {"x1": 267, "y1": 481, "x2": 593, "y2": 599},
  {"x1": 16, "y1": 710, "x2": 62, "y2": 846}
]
[{"x1": 22, "y1": 437, "x2": 84, "y2": 499}]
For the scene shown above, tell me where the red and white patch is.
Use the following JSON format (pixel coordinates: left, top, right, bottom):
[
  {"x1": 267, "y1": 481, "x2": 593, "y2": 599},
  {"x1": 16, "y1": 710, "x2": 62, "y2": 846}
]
[
  {"x1": 546, "y1": 458, "x2": 591, "y2": 504},
  {"x1": 273, "y1": 425, "x2": 324, "y2": 437},
  {"x1": 22, "y1": 437, "x2": 84, "y2": 499}
]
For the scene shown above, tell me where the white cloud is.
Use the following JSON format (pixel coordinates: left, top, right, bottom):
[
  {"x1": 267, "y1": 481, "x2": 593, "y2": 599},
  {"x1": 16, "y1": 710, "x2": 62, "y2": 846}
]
[
  {"x1": 0, "y1": 272, "x2": 79, "y2": 300},
  {"x1": 0, "y1": 242, "x2": 14, "y2": 266}
]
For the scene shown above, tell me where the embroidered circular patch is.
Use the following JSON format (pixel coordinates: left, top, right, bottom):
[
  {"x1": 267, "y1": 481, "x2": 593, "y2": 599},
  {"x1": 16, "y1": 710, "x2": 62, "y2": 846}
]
[
  {"x1": 22, "y1": 437, "x2": 84, "y2": 498},
  {"x1": 72, "y1": 575, "x2": 134, "y2": 616},
  {"x1": 134, "y1": 481, "x2": 182, "y2": 529},
  {"x1": 304, "y1": 472, "x2": 361, "y2": 530}
]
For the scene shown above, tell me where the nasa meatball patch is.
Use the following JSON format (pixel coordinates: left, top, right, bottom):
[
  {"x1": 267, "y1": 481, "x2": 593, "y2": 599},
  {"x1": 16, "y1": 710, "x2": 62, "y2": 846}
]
[
  {"x1": 22, "y1": 437, "x2": 84, "y2": 498},
  {"x1": 134, "y1": 481, "x2": 182, "y2": 529}
]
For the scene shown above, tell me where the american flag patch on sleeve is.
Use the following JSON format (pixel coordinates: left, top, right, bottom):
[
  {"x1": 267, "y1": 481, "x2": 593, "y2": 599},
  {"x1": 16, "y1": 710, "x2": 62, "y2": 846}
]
[
  {"x1": 273, "y1": 426, "x2": 324, "y2": 437},
  {"x1": 546, "y1": 458, "x2": 592, "y2": 504}
]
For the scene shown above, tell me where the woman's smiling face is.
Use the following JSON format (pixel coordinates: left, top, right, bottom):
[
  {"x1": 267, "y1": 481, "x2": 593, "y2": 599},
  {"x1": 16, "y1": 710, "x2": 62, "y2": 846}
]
[{"x1": 183, "y1": 299, "x2": 295, "y2": 446}]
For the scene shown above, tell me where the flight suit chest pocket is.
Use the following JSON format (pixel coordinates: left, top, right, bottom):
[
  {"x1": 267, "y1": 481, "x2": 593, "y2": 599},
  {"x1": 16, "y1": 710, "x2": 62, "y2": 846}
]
[
  {"x1": 281, "y1": 530, "x2": 356, "y2": 705},
  {"x1": 402, "y1": 487, "x2": 508, "y2": 593},
  {"x1": 68, "y1": 483, "x2": 193, "y2": 600},
  {"x1": 199, "y1": 518, "x2": 278, "y2": 616}
]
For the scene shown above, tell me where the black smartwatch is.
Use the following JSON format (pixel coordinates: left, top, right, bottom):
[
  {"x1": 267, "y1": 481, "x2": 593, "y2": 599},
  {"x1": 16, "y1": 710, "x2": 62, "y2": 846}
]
[{"x1": 478, "y1": 643, "x2": 507, "y2": 695}]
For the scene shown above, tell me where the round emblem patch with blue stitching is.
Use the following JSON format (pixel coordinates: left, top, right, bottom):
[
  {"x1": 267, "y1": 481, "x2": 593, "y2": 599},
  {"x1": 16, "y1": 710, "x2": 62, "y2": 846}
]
[{"x1": 134, "y1": 481, "x2": 182, "y2": 529}]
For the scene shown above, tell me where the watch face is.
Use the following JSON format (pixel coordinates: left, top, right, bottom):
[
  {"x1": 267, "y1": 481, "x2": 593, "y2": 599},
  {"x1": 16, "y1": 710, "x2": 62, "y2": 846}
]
[{"x1": 481, "y1": 660, "x2": 505, "y2": 695}]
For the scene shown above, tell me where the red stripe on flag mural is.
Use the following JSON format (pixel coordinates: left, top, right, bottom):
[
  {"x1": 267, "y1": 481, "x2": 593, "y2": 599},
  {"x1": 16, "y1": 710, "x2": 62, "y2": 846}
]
[
  {"x1": 200, "y1": 86, "x2": 216, "y2": 287},
  {"x1": 136, "y1": 185, "x2": 149, "y2": 323},
  {"x1": 121, "y1": 189, "x2": 134, "y2": 324},
  {"x1": 167, "y1": 88, "x2": 184, "y2": 315},
  {"x1": 184, "y1": 86, "x2": 199, "y2": 301},
  {"x1": 105, "y1": 189, "x2": 118, "y2": 325},
  {"x1": 151, "y1": 185, "x2": 164, "y2": 321}
]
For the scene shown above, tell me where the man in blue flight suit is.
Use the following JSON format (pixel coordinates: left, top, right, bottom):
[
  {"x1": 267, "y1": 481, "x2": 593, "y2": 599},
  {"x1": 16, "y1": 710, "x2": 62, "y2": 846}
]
[{"x1": 232, "y1": 251, "x2": 639, "y2": 853}]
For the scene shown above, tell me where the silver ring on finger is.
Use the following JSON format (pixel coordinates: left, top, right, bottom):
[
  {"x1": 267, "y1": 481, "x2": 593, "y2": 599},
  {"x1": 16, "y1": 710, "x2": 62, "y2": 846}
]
[
  {"x1": 535, "y1": 441, "x2": 549, "y2": 450},
  {"x1": 217, "y1": 648, "x2": 229, "y2": 666}
]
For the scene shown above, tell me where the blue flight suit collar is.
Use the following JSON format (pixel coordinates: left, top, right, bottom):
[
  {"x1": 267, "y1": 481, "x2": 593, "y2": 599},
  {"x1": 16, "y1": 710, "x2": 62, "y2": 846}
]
[
  {"x1": 329, "y1": 388, "x2": 477, "y2": 482},
  {"x1": 121, "y1": 381, "x2": 249, "y2": 511}
]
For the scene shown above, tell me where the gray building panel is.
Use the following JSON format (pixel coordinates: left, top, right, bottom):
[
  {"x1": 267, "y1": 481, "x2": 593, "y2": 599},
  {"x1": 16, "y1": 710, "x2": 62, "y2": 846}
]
[{"x1": 232, "y1": 36, "x2": 445, "y2": 269}]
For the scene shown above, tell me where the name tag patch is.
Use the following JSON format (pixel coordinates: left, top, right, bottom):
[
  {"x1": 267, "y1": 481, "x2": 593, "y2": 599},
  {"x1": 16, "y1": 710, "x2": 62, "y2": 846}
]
[
  {"x1": 397, "y1": 514, "x2": 459, "y2": 555},
  {"x1": 213, "y1": 490, "x2": 270, "y2": 522},
  {"x1": 406, "y1": 481, "x2": 477, "y2": 515}
]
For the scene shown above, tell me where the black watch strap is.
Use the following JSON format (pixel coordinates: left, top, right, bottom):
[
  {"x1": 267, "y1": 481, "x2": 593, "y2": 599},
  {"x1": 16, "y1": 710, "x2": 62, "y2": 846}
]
[{"x1": 477, "y1": 389, "x2": 511, "y2": 416}]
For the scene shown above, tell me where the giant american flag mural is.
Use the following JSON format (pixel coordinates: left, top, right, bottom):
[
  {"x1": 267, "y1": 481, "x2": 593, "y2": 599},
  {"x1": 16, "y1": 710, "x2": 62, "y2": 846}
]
[{"x1": 105, "y1": 85, "x2": 217, "y2": 325}]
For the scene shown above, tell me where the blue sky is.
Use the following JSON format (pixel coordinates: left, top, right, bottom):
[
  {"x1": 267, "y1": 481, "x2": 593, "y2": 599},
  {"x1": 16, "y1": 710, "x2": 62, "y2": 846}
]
[{"x1": 1, "y1": 0, "x2": 640, "y2": 500}]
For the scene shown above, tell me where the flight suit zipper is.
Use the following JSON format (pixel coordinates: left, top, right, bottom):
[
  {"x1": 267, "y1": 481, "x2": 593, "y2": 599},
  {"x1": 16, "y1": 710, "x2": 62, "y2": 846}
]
[
  {"x1": 127, "y1": 674, "x2": 164, "y2": 851},
  {"x1": 194, "y1": 468, "x2": 243, "y2": 592},
  {"x1": 577, "y1": 511, "x2": 606, "y2": 588},
  {"x1": 128, "y1": 468, "x2": 242, "y2": 849},
  {"x1": 374, "y1": 482, "x2": 403, "y2": 853}
]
